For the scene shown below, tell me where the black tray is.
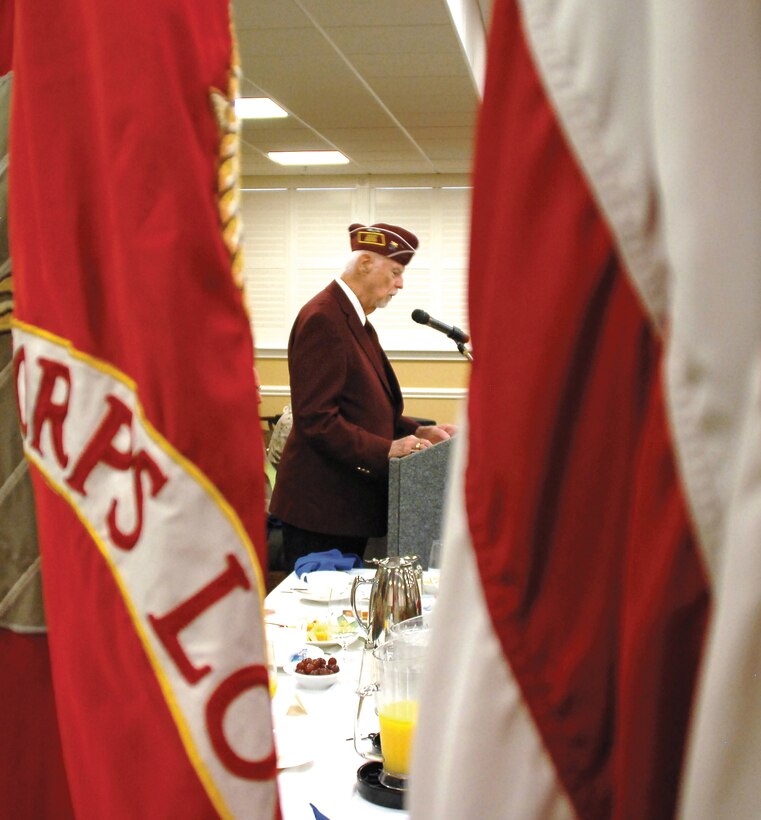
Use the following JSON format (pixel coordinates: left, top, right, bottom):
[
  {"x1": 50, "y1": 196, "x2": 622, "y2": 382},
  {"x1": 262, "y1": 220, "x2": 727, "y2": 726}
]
[{"x1": 356, "y1": 761, "x2": 405, "y2": 810}]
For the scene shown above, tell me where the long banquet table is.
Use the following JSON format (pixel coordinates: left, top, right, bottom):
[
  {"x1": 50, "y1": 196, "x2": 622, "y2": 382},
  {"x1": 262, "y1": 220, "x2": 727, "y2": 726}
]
[{"x1": 265, "y1": 568, "x2": 421, "y2": 820}]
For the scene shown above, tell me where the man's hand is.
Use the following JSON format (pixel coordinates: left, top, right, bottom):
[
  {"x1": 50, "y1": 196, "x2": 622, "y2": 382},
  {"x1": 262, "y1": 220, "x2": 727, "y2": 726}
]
[
  {"x1": 415, "y1": 423, "x2": 458, "y2": 443},
  {"x1": 388, "y1": 435, "x2": 432, "y2": 458}
]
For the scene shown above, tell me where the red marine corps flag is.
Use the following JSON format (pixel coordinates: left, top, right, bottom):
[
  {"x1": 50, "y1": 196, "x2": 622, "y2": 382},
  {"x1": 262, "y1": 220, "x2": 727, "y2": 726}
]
[
  {"x1": 9, "y1": 1, "x2": 277, "y2": 817},
  {"x1": 412, "y1": 0, "x2": 761, "y2": 818}
]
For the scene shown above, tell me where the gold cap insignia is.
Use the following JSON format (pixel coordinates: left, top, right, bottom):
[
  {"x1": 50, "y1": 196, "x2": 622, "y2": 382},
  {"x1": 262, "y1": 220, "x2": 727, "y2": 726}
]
[{"x1": 357, "y1": 230, "x2": 386, "y2": 246}]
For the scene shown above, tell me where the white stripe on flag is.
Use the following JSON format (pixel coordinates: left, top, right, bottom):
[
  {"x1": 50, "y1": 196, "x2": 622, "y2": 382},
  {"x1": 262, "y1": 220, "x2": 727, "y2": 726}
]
[{"x1": 410, "y1": 421, "x2": 575, "y2": 820}]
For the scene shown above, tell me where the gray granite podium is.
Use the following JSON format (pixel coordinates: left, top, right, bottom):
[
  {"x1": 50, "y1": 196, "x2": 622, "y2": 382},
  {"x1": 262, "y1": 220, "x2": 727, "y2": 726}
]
[{"x1": 386, "y1": 437, "x2": 453, "y2": 569}]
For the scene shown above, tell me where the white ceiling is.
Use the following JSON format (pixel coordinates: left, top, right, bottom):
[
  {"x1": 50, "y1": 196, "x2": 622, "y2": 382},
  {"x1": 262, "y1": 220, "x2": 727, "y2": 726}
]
[{"x1": 232, "y1": 0, "x2": 492, "y2": 177}]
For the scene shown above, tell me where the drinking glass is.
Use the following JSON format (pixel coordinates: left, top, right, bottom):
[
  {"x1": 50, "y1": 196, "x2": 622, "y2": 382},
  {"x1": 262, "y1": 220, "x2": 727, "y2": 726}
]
[
  {"x1": 426, "y1": 538, "x2": 442, "y2": 596},
  {"x1": 328, "y1": 591, "x2": 356, "y2": 662},
  {"x1": 429, "y1": 538, "x2": 442, "y2": 570}
]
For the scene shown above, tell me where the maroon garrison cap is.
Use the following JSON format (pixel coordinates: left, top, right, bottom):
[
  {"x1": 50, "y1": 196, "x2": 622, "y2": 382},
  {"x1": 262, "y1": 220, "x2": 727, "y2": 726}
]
[{"x1": 348, "y1": 223, "x2": 419, "y2": 266}]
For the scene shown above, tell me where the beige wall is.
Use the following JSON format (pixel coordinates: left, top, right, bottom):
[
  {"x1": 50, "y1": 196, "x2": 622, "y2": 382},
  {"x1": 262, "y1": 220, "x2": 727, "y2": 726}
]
[{"x1": 256, "y1": 355, "x2": 470, "y2": 427}]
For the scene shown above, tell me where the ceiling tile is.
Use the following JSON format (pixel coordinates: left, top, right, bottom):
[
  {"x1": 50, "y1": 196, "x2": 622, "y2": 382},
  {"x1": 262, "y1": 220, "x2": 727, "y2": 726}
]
[
  {"x1": 233, "y1": 0, "x2": 484, "y2": 177},
  {"x1": 323, "y1": 24, "x2": 460, "y2": 56},
  {"x1": 233, "y1": 0, "x2": 312, "y2": 30},
  {"x1": 315, "y1": 128, "x2": 416, "y2": 151},
  {"x1": 302, "y1": 0, "x2": 450, "y2": 28},
  {"x1": 351, "y1": 52, "x2": 469, "y2": 79}
]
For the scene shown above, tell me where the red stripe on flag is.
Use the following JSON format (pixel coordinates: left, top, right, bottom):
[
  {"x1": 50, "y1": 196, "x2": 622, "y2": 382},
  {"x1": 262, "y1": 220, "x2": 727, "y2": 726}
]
[
  {"x1": 0, "y1": 0, "x2": 12, "y2": 75},
  {"x1": 465, "y1": 1, "x2": 709, "y2": 816},
  {"x1": 0, "y1": 630, "x2": 74, "y2": 819}
]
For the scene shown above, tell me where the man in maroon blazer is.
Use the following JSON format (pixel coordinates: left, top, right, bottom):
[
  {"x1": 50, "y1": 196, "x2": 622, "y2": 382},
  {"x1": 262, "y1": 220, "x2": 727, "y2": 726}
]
[{"x1": 270, "y1": 222, "x2": 456, "y2": 570}]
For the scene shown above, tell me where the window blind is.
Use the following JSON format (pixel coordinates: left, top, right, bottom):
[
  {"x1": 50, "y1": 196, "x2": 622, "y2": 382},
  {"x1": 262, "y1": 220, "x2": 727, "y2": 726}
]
[{"x1": 241, "y1": 184, "x2": 471, "y2": 354}]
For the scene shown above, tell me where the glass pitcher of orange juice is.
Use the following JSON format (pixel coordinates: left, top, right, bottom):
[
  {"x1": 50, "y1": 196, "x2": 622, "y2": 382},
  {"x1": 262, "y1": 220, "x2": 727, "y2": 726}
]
[{"x1": 354, "y1": 618, "x2": 430, "y2": 790}]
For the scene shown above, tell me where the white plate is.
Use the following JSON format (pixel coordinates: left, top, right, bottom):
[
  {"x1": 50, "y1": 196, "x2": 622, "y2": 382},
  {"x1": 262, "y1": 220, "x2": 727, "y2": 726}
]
[
  {"x1": 274, "y1": 719, "x2": 314, "y2": 769},
  {"x1": 266, "y1": 626, "x2": 310, "y2": 668},
  {"x1": 297, "y1": 570, "x2": 353, "y2": 602},
  {"x1": 299, "y1": 590, "x2": 350, "y2": 603},
  {"x1": 305, "y1": 615, "x2": 360, "y2": 648},
  {"x1": 307, "y1": 633, "x2": 361, "y2": 650},
  {"x1": 305, "y1": 637, "x2": 342, "y2": 649}
]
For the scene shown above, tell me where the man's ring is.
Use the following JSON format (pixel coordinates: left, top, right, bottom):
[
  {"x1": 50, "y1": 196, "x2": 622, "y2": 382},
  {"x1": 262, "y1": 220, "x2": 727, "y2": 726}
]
[{"x1": 414, "y1": 442, "x2": 422, "y2": 450}]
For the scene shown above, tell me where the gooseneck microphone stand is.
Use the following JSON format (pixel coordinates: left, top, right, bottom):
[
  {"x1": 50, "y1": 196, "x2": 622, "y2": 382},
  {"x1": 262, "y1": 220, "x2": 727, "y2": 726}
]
[
  {"x1": 457, "y1": 341, "x2": 473, "y2": 362},
  {"x1": 411, "y1": 309, "x2": 473, "y2": 361}
]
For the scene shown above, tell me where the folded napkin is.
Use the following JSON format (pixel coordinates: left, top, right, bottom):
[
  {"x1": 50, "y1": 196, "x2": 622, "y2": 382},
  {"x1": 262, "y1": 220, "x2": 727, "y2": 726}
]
[
  {"x1": 295, "y1": 549, "x2": 362, "y2": 579},
  {"x1": 310, "y1": 804, "x2": 331, "y2": 820},
  {"x1": 286, "y1": 692, "x2": 308, "y2": 717}
]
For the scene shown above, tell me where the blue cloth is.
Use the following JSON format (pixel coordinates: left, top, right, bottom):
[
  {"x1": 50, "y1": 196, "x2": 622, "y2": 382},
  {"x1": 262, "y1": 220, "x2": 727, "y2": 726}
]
[
  {"x1": 295, "y1": 549, "x2": 363, "y2": 579},
  {"x1": 310, "y1": 804, "x2": 331, "y2": 820}
]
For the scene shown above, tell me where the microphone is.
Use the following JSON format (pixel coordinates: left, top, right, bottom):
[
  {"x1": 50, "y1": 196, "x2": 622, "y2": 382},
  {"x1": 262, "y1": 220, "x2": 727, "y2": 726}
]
[{"x1": 411, "y1": 309, "x2": 470, "y2": 345}]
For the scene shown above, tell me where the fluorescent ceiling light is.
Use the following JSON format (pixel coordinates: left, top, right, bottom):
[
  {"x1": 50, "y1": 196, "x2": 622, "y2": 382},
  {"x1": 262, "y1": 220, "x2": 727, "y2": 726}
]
[
  {"x1": 235, "y1": 97, "x2": 288, "y2": 119},
  {"x1": 267, "y1": 151, "x2": 349, "y2": 166}
]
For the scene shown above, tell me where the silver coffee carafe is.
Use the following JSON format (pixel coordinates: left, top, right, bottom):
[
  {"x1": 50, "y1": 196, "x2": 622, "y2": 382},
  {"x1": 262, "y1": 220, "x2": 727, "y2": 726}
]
[{"x1": 351, "y1": 555, "x2": 422, "y2": 647}]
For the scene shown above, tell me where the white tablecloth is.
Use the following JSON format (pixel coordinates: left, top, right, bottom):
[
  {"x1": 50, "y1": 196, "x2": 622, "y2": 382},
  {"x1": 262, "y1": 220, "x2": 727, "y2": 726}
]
[{"x1": 266, "y1": 569, "x2": 410, "y2": 820}]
